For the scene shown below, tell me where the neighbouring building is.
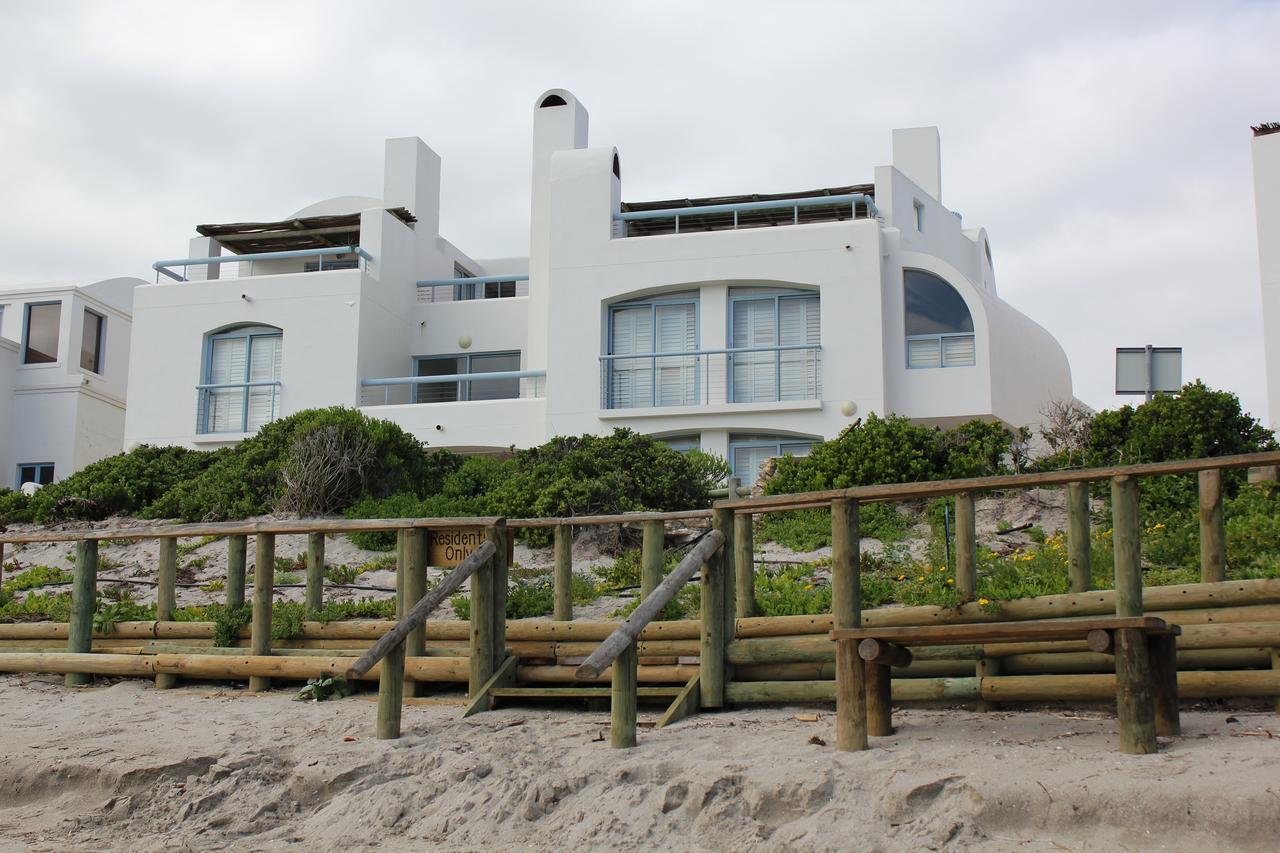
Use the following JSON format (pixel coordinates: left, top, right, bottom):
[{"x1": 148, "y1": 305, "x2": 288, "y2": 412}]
[
  {"x1": 1252, "y1": 122, "x2": 1280, "y2": 431},
  {"x1": 126, "y1": 89, "x2": 1073, "y2": 484},
  {"x1": 0, "y1": 278, "x2": 140, "y2": 488}
]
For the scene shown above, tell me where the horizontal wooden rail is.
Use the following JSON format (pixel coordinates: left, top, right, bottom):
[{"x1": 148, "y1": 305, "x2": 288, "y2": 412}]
[
  {"x1": 346, "y1": 540, "x2": 495, "y2": 680},
  {"x1": 576, "y1": 530, "x2": 724, "y2": 679},
  {"x1": 0, "y1": 516, "x2": 505, "y2": 545},
  {"x1": 720, "y1": 449, "x2": 1280, "y2": 513},
  {"x1": 508, "y1": 510, "x2": 713, "y2": 529}
]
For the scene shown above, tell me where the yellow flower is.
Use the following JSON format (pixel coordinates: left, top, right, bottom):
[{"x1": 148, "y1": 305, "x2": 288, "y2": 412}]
[
  {"x1": 917, "y1": 576, "x2": 925, "y2": 582},
  {"x1": 946, "y1": 578, "x2": 954, "y2": 585},
  {"x1": 896, "y1": 575, "x2": 906, "y2": 581},
  {"x1": 978, "y1": 597, "x2": 990, "y2": 605}
]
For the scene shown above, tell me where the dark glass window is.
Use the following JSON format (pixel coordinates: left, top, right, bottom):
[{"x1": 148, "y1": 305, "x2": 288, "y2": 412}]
[
  {"x1": 414, "y1": 352, "x2": 521, "y2": 403},
  {"x1": 23, "y1": 302, "x2": 61, "y2": 364},
  {"x1": 904, "y1": 270, "x2": 973, "y2": 336},
  {"x1": 18, "y1": 463, "x2": 54, "y2": 487},
  {"x1": 81, "y1": 309, "x2": 104, "y2": 373}
]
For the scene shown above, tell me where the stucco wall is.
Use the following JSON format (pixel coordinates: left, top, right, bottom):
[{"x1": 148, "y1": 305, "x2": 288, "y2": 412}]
[
  {"x1": 1253, "y1": 132, "x2": 1280, "y2": 430},
  {"x1": 0, "y1": 338, "x2": 16, "y2": 483}
]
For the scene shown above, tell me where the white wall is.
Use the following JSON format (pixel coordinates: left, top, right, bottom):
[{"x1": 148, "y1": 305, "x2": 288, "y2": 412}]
[
  {"x1": 0, "y1": 338, "x2": 16, "y2": 484},
  {"x1": 1253, "y1": 131, "x2": 1280, "y2": 430}
]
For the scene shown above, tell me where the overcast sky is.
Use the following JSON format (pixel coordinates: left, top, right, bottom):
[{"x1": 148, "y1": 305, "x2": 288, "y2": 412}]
[{"x1": 1, "y1": 1, "x2": 1276, "y2": 425}]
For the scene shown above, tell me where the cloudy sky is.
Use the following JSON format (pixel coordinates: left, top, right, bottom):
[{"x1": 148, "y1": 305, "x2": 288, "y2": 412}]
[{"x1": 1, "y1": 1, "x2": 1276, "y2": 425}]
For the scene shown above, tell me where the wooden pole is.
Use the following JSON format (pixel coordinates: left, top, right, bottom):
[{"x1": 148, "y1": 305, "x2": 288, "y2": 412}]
[
  {"x1": 835, "y1": 638, "x2": 868, "y2": 751},
  {"x1": 1198, "y1": 469, "x2": 1226, "y2": 584},
  {"x1": 226, "y1": 535, "x2": 247, "y2": 610},
  {"x1": 1111, "y1": 476, "x2": 1143, "y2": 617},
  {"x1": 611, "y1": 640, "x2": 638, "y2": 748},
  {"x1": 1113, "y1": 627, "x2": 1157, "y2": 754},
  {"x1": 714, "y1": 505, "x2": 735, "y2": 651},
  {"x1": 700, "y1": 527, "x2": 727, "y2": 709},
  {"x1": 376, "y1": 641, "x2": 405, "y2": 739},
  {"x1": 487, "y1": 522, "x2": 509, "y2": 670},
  {"x1": 1148, "y1": 632, "x2": 1181, "y2": 736},
  {"x1": 954, "y1": 491, "x2": 976, "y2": 599},
  {"x1": 975, "y1": 656, "x2": 1001, "y2": 712},
  {"x1": 640, "y1": 519, "x2": 664, "y2": 602},
  {"x1": 404, "y1": 529, "x2": 427, "y2": 698},
  {"x1": 576, "y1": 531, "x2": 724, "y2": 679},
  {"x1": 249, "y1": 533, "x2": 275, "y2": 693},
  {"x1": 1067, "y1": 482, "x2": 1092, "y2": 593},
  {"x1": 305, "y1": 532, "x2": 325, "y2": 611},
  {"x1": 1272, "y1": 649, "x2": 1280, "y2": 714},
  {"x1": 831, "y1": 499, "x2": 860, "y2": 630},
  {"x1": 65, "y1": 539, "x2": 98, "y2": 687},
  {"x1": 554, "y1": 523, "x2": 573, "y2": 621},
  {"x1": 734, "y1": 512, "x2": 755, "y2": 619},
  {"x1": 155, "y1": 537, "x2": 178, "y2": 690},
  {"x1": 469, "y1": 537, "x2": 496, "y2": 696},
  {"x1": 0, "y1": 542, "x2": 5, "y2": 590},
  {"x1": 865, "y1": 663, "x2": 893, "y2": 736}
]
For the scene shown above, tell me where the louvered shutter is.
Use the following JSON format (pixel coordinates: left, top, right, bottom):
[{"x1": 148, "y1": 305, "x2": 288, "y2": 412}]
[
  {"x1": 732, "y1": 299, "x2": 777, "y2": 402},
  {"x1": 942, "y1": 335, "x2": 976, "y2": 367},
  {"x1": 907, "y1": 337, "x2": 942, "y2": 369},
  {"x1": 609, "y1": 306, "x2": 654, "y2": 408},
  {"x1": 246, "y1": 334, "x2": 282, "y2": 430},
  {"x1": 654, "y1": 302, "x2": 696, "y2": 406},
  {"x1": 207, "y1": 337, "x2": 247, "y2": 432},
  {"x1": 732, "y1": 445, "x2": 775, "y2": 487},
  {"x1": 778, "y1": 296, "x2": 819, "y2": 401}
]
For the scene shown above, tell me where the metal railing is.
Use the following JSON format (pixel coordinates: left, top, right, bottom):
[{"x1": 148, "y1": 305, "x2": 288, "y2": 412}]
[
  {"x1": 613, "y1": 192, "x2": 879, "y2": 237},
  {"x1": 599, "y1": 344, "x2": 821, "y2": 409},
  {"x1": 153, "y1": 246, "x2": 373, "y2": 283},
  {"x1": 416, "y1": 274, "x2": 530, "y2": 304},
  {"x1": 195, "y1": 380, "x2": 281, "y2": 435},
  {"x1": 360, "y1": 369, "x2": 547, "y2": 407}
]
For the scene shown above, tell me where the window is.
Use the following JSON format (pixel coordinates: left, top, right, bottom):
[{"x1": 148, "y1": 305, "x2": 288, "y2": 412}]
[
  {"x1": 730, "y1": 291, "x2": 820, "y2": 403},
  {"x1": 17, "y1": 463, "x2": 54, "y2": 488},
  {"x1": 913, "y1": 200, "x2": 925, "y2": 231},
  {"x1": 81, "y1": 309, "x2": 105, "y2": 373},
  {"x1": 415, "y1": 351, "x2": 520, "y2": 403},
  {"x1": 200, "y1": 326, "x2": 282, "y2": 433},
  {"x1": 728, "y1": 436, "x2": 815, "y2": 486},
  {"x1": 606, "y1": 296, "x2": 698, "y2": 408},
  {"x1": 23, "y1": 302, "x2": 61, "y2": 364},
  {"x1": 904, "y1": 270, "x2": 975, "y2": 369},
  {"x1": 303, "y1": 258, "x2": 359, "y2": 272},
  {"x1": 661, "y1": 435, "x2": 701, "y2": 453},
  {"x1": 539, "y1": 94, "x2": 567, "y2": 108}
]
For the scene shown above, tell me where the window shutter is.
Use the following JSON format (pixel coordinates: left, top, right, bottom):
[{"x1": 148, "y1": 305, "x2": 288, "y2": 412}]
[
  {"x1": 246, "y1": 335, "x2": 283, "y2": 430},
  {"x1": 654, "y1": 302, "x2": 696, "y2": 406},
  {"x1": 907, "y1": 337, "x2": 942, "y2": 369},
  {"x1": 942, "y1": 334, "x2": 976, "y2": 367},
  {"x1": 732, "y1": 298, "x2": 778, "y2": 403},
  {"x1": 778, "y1": 296, "x2": 819, "y2": 400},
  {"x1": 207, "y1": 337, "x2": 247, "y2": 432},
  {"x1": 609, "y1": 306, "x2": 655, "y2": 408}
]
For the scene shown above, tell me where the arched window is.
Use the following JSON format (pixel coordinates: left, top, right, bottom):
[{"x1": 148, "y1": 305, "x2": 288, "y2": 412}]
[
  {"x1": 539, "y1": 94, "x2": 567, "y2": 108},
  {"x1": 904, "y1": 270, "x2": 975, "y2": 368},
  {"x1": 199, "y1": 325, "x2": 282, "y2": 433}
]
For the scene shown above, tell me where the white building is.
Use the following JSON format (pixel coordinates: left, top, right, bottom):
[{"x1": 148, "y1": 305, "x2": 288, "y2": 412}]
[
  {"x1": 0, "y1": 278, "x2": 140, "y2": 488},
  {"x1": 127, "y1": 89, "x2": 1072, "y2": 484},
  {"x1": 1252, "y1": 123, "x2": 1280, "y2": 430}
]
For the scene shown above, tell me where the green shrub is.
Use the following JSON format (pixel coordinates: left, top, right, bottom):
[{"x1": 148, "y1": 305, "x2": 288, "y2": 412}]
[
  {"x1": 344, "y1": 492, "x2": 493, "y2": 550},
  {"x1": 753, "y1": 564, "x2": 832, "y2": 617},
  {"x1": 0, "y1": 489, "x2": 33, "y2": 524},
  {"x1": 0, "y1": 592, "x2": 73, "y2": 623},
  {"x1": 451, "y1": 575, "x2": 560, "y2": 620},
  {"x1": 27, "y1": 445, "x2": 214, "y2": 522},
  {"x1": 308, "y1": 598, "x2": 397, "y2": 623},
  {"x1": 755, "y1": 504, "x2": 908, "y2": 551},
  {"x1": 2, "y1": 565, "x2": 72, "y2": 595}
]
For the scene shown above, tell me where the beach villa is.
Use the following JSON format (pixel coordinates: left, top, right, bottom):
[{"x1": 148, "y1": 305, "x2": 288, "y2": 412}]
[
  {"x1": 125, "y1": 89, "x2": 1073, "y2": 484},
  {"x1": 0, "y1": 278, "x2": 140, "y2": 488}
]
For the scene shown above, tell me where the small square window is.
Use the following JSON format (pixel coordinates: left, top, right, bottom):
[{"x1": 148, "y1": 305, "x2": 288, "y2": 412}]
[
  {"x1": 913, "y1": 200, "x2": 925, "y2": 232},
  {"x1": 23, "y1": 302, "x2": 61, "y2": 364},
  {"x1": 17, "y1": 463, "x2": 55, "y2": 488}
]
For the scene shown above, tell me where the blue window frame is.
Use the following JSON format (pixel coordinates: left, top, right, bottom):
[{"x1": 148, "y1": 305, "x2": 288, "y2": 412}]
[
  {"x1": 728, "y1": 290, "x2": 820, "y2": 403},
  {"x1": 17, "y1": 462, "x2": 54, "y2": 488},
  {"x1": 728, "y1": 435, "x2": 817, "y2": 486},
  {"x1": 605, "y1": 294, "x2": 699, "y2": 408},
  {"x1": 199, "y1": 326, "x2": 282, "y2": 434}
]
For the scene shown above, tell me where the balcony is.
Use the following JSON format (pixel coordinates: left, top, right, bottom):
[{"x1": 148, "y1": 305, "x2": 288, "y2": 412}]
[
  {"x1": 360, "y1": 368, "x2": 546, "y2": 407},
  {"x1": 416, "y1": 274, "x2": 530, "y2": 304},
  {"x1": 599, "y1": 344, "x2": 821, "y2": 410},
  {"x1": 615, "y1": 186, "x2": 878, "y2": 238},
  {"x1": 153, "y1": 246, "x2": 371, "y2": 283}
]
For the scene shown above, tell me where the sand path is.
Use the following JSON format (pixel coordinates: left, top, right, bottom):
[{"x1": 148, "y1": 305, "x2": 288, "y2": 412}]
[{"x1": 1, "y1": 675, "x2": 1278, "y2": 850}]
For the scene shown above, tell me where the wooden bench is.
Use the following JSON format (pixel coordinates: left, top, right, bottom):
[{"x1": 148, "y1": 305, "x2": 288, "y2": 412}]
[{"x1": 829, "y1": 617, "x2": 1181, "y2": 755}]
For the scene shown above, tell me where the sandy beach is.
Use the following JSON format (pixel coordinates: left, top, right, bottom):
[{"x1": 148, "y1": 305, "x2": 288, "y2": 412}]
[{"x1": 1, "y1": 675, "x2": 1278, "y2": 851}]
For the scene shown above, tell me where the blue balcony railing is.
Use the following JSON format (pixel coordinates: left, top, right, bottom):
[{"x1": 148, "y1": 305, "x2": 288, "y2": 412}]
[
  {"x1": 599, "y1": 344, "x2": 821, "y2": 409},
  {"x1": 613, "y1": 192, "x2": 878, "y2": 237},
  {"x1": 416, "y1": 274, "x2": 530, "y2": 304},
  {"x1": 360, "y1": 369, "x2": 547, "y2": 406},
  {"x1": 153, "y1": 246, "x2": 372, "y2": 283}
]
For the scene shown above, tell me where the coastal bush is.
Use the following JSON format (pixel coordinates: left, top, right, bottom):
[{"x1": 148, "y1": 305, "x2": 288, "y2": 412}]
[{"x1": 25, "y1": 445, "x2": 214, "y2": 522}]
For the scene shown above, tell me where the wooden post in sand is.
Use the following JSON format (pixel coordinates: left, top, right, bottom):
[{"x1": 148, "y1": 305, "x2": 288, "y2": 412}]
[
  {"x1": 66, "y1": 539, "x2": 98, "y2": 687},
  {"x1": 954, "y1": 492, "x2": 976, "y2": 600},
  {"x1": 641, "y1": 519, "x2": 664, "y2": 602},
  {"x1": 1067, "y1": 482, "x2": 1092, "y2": 593},
  {"x1": 554, "y1": 523, "x2": 573, "y2": 621},
  {"x1": 699, "y1": 526, "x2": 728, "y2": 709},
  {"x1": 1112, "y1": 476, "x2": 1142, "y2": 617},
  {"x1": 377, "y1": 641, "x2": 406, "y2": 740},
  {"x1": 1114, "y1": 627, "x2": 1157, "y2": 754},
  {"x1": 225, "y1": 535, "x2": 247, "y2": 610},
  {"x1": 1198, "y1": 469, "x2": 1226, "y2": 584},
  {"x1": 249, "y1": 533, "x2": 275, "y2": 692},
  {"x1": 487, "y1": 522, "x2": 509, "y2": 668},
  {"x1": 155, "y1": 537, "x2": 179, "y2": 690},
  {"x1": 734, "y1": 511, "x2": 756, "y2": 619},
  {"x1": 305, "y1": 532, "x2": 325, "y2": 611},
  {"x1": 469, "y1": 529, "x2": 497, "y2": 695},
  {"x1": 611, "y1": 640, "x2": 639, "y2": 748},
  {"x1": 403, "y1": 529, "x2": 428, "y2": 698},
  {"x1": 831, "y1": 498, "x2": 860, "y2": 631}
]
